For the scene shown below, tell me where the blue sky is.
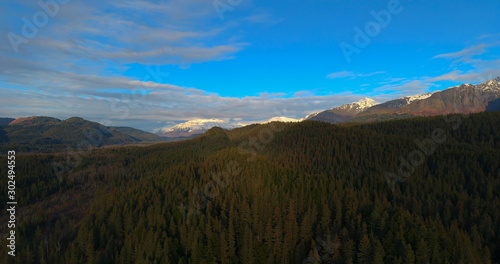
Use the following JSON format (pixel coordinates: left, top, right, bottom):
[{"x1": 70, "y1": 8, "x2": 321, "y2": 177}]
[{"x1": 1, "y1": 0, "x2": 500, "y2": 131}]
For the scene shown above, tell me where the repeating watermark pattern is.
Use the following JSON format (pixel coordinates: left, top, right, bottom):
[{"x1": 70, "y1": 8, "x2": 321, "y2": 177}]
[
  {"x1": 213, "y1": 0, "x2": 244, "y2": 21},
  {"x1": 7, "y1": 0, "x2": 71, "y2": 53},
  {"x1": 51, "y1": 66, "x2": 168, "y2": 182},
  {"x1": 340, "y1": 0, "x2": 411, "y2": 63},
  {"x1": 178, "y1": 105, "x2": 289, "y2": 223},
  {"x1": 384, "y1": 113, "x2": 467, "y2": 192}
]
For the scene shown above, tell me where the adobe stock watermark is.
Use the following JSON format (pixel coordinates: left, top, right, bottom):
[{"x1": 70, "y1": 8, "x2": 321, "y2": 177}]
[
  {"x1": 7, "y1": 0, "x2": 71, "y2": 53},
  {"x1": 384, "y1": 113, "x2": 466, "y2": 192},
  {"x1": 340, "y1": 0, "x2": 412, "y2": 63},
  {"x1": 213, "y1": 0, "x2": 243, "y2": 21}
]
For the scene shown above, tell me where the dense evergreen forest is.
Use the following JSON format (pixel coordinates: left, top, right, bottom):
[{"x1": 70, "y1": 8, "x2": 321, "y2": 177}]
[{"x1": 0, "y1": 112, "x2": 499, "y2": 263}]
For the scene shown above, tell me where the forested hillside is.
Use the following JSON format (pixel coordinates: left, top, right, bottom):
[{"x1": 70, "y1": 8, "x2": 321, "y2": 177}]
[
  {"x1": 0, "y1": 117, "x2": 164, "y2": 153},
  {"x1": 0, "y1": 112, "x2": 499, "y2": 263}
]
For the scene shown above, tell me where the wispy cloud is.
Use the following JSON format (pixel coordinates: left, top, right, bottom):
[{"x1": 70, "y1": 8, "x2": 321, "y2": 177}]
[
  {"x1": 326, "y1": 71, "x2": 385, "y2": 79},
  {"x1": 432, "y1": 44, "x2": 490, "y2": 60},
  {"x1": 373, "y1": 79, "x2": 433, "y2": 97},
  {"x1": 428, "y1": 68, "x2": 500, "y2": 83},
  {"x1": 293, "y1": 90, "x2": 315, "y2": 97},
  {"x1": 1, "y1": 0, "x2": 247, "y2": 70},
  {"x1": 372, "y1": 42, "x2": 500, "y2": 98},
  {"x1": 242, "y1": 12, "x2": 284, "y2": 25},
  {"x1": 479, "y1": 33, "x2": 500, "y2": 39},
  {"x1": 429, "y1": 41, "x2": 500, "y2": 83}
]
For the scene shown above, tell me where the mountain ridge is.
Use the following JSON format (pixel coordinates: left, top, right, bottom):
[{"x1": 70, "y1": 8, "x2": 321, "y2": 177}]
[
  {"x1": 306, "y1": 97, "x2": 379, "y2": 123},
  {"x1": 0, "y1": 116, "x2": 165, "y2": 153},
  {"x1": 310, "y1": 77, "x2": 500, "y2": 124}
]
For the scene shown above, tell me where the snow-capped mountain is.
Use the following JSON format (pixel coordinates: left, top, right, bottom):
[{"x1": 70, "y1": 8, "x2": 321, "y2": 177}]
[
  {"x1": 306, "y1": 77, "x2": 500, "y2": 124},
  {"x1": 354, "y1": 77, "x2": 500, "y2": 121},
  {"x1": 402, "y1": 92, "x2": 435, "y2": 105},
  {"x1": 366, "y1": 92, "x2": 435, "y2": 111},
  {"x1": 234, "y1": 116, "x2": 303, "y2": 127},
  {"x1": 336, "y1": 98, "x2": 379, "y2": 112},
  {"x1": 471, "y1": 77, "x2": 500, "y2": 92},
  {"x1": 155, "y1": 119, "x2": 239, "y2": 138},
  {"x1": 304, "y1": 112, "x2": 319, "y2": 120},
  {"x1": 154, "y1": 77, "x2": 500, "y2": 136},
  {"x1": 156, "y1": 116, "x2": 304, "y2": 138},
  {"x1": 265, "y1": 116, "x2": 302, "y2": 123},
  {"x1": 305, "y1": 98, "x2": 379, "y2": 124}
]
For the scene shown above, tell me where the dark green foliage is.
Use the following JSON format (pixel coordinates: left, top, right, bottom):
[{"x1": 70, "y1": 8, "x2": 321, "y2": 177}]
[
  {"x1": 0, "y1": 112, "x2": 499, "y2": 263},
  {"x1": 0, "y1": 118, "x2": 15, "y2": 125},
  {"x1": 108, "y1": 127, "x2": 165, "y2": 142},
  {"x1": 348, "y1": 113, "x2": 416, "y2": 123}
]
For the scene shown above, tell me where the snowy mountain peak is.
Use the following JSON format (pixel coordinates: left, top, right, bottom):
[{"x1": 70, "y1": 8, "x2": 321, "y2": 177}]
[
  {"x1": 478, "y1": 77, "x2": 500, "y2": 92},
  {"x1": 356, "y1": 98, "x2": 379, "y2": 109},
  {"x1": 402, "y1": 92, "x2": 435, "y2": 104},
  {"x1": 304, "y1": 98, "x2": 379, "y2": 123},
  {"x1": 266, "y1": 116, "x2": 302, "y2": 123},
  {"x1": 304, "y1": 112, "x2": 319, "y2": 120},
  {"x1": 335, "y1": 98, "x2": 379, "y2": 112},
  {"x1": 486, "y1": 76, "x2": 500, "y2": 84},
  {"x1": 154, "y1": 119, "x2": 238, "y2": 137}
]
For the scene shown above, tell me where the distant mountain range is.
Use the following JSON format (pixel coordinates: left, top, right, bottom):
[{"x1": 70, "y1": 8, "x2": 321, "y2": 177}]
[
  {"x1": 118, "y1": 77, "x2": 500, "y2": 139},
  {"x1": 154, "y1": 117, "x2": 302, "y2": 138},
  {"x1": 2, "y1": 77, "x2": 499, "y2": 151},
  {"x1": 0, "y1": 116, "x2": 165, "y2": 153},
  {"x1": 307, "y1": 77, "x2": 500, "y2": 123},
  {"x1": 306, "y1": 98, "x2": 379, "y2": 123},
  {"x1": 0, "y1": 118, "x2": 15, "y2": 125},
  {"x1": 153, "y1": 119, "x2": 238, "y2": 138}
]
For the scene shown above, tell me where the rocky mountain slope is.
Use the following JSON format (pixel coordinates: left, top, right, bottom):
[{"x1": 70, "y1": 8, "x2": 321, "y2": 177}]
[
  {"x1": 307, "y1": 77, "x2": 500, "y2": 124},
  {"x1": 352, "y1": 77, "x2": 500, "y2": 122},
  {"x1": 306, "y1": 98, "x2": 379, "y2": 123}
]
